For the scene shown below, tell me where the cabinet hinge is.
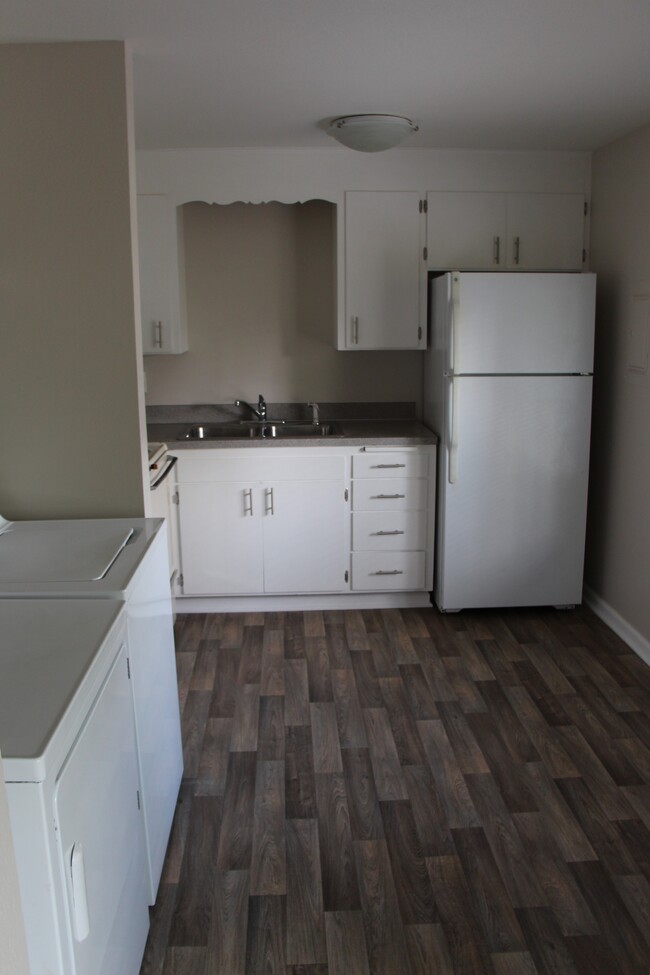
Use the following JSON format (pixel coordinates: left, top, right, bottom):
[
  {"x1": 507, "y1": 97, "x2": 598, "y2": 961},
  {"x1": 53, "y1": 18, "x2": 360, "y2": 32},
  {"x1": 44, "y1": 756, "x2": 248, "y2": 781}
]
[
  {"x1": 423, "y1": 246, "x2": 428, "y2": 261},
  {"x1": 344, "y1": 488, "x2": 349, "y2": 502},
  {"x1": 345, "y1": 570, "x2": 349, "y2": 583},
  {"x1": 172, "y1": 491, "x2": 179, "y2": 505},
  {"x1": 179, "y1": 573, "x2": 184, "y2": 590},
  {"x1": 584, "y1": 201, "x2": 588, "y2": 216}
]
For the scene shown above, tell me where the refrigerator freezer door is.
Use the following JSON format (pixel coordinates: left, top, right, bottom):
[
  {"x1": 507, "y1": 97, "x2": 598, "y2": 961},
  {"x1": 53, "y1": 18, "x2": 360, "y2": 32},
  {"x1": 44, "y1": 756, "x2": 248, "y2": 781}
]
[
  {"x1": 449, "y1": 272, "x2": 595, "y2": 375},
  {"x1": 436, "y1": 375, "x2": 593, "y2": 610}
]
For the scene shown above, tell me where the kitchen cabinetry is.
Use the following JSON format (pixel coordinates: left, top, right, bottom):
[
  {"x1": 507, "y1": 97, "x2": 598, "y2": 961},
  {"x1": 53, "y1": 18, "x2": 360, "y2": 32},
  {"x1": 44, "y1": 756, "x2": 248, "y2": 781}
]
[
  {"x1": 341, "y1": 191, "x2": 426, "y2": 350},
  {"x1": 351, "y1": 448, "x2": 435, "y2": 591},
  {"x1": 426, "y1": 191, "x2": 586, "y2": 270},
  {"x1": 176, "y1": 450, "x2": 348, "y2": 595},
  {"x1": 136, "y1": 194, "x2": 188, "y2": 354}
]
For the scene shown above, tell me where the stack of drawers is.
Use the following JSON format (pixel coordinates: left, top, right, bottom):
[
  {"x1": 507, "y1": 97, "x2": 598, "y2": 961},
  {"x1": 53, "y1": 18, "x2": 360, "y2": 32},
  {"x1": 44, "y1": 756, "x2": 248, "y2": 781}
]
[{"x1": 350, "y1": 447, "x2": 436, "y2": 591}]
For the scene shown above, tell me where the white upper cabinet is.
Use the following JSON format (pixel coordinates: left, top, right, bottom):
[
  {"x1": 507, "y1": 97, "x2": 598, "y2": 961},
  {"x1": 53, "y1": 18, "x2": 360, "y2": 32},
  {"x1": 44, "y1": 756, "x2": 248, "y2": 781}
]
[
  {"x1": 342, "y1": 191, "x2": 426, "y2": 350},
  {"x1": 426, "y1": 191, "x2": 586, "y2": 271},
  {"x1": 426, "y1": 192, "x2": 508, "y2": 270},
  {"x1": 137, "y1": 194, "x2": 188, "y2": 355},
  {"x1": 506, "y1": 193, "x2": 586, "y2": 270}
]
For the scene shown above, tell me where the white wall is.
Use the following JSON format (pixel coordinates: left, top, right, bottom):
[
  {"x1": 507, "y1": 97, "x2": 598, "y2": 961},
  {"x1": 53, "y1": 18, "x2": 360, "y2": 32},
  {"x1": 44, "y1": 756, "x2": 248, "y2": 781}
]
[
  {"x1": 0, "y1": 42, "x2": 148, "y2": 519},
  {"x1": 585, "y1": 124, "x2": 650, "y2": 652},
  {"x1": 0, "y1": 755, "x2": 29, "y2": 975}
]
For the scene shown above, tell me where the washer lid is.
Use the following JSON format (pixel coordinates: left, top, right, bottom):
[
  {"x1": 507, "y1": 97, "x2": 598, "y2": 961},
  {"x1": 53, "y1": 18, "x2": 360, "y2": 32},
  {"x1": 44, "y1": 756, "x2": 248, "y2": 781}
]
[{"x1": 0, "y1": 522, "x2": 134, "y2": 582}]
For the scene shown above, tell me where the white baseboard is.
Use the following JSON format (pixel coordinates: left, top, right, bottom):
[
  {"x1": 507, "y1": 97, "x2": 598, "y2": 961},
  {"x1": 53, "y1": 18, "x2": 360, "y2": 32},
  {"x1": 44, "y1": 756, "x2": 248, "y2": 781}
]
[
  {"x1": 583, "y1": 585, "x2": 650, "y2": 667},
  {"x1": 176, "y1": 591, "x2": 433, "y2": 613}
]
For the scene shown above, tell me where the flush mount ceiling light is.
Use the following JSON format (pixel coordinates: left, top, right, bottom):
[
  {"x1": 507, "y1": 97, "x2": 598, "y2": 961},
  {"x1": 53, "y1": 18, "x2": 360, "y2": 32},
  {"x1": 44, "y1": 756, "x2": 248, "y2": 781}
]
[{"x1": 327, "y1": 114, "x2": 419, "y2": 152}]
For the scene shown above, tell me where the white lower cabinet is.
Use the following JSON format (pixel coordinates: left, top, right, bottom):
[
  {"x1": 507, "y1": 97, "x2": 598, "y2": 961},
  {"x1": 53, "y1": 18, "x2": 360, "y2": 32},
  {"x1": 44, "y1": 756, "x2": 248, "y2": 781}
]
[
  {"x1": 350, "y1": 448, "x2": 436, "y2": 592},
  {"x1": 176, "y1": 450, "x2": 348, "y2": 595},
  {"x1": 176, "y1": 445, "x2": 436, "y2": 601},
  {"x1": 178, "y1": 480, "x2": 263, "y2": 594}
]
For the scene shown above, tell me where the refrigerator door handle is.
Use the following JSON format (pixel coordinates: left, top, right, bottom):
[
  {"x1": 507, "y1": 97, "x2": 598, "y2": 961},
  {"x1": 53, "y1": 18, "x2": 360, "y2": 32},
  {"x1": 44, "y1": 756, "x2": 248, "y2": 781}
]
[
  {"x1": 448, "y1": 378, "x2": 458, "y2": 484},
  {"x1": 448, "y1": 273, "x2": 461, "y2": 374}
]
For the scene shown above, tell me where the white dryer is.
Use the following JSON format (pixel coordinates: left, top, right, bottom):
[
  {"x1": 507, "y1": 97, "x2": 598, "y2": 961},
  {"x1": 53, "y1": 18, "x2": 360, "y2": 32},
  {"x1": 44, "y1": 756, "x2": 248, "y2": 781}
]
[
  {"x1": 0, "y1": 516, "x2": 183, "y2": 905},
  {"x1": 0, "y1": 600, "x2": 150, "y2": 975}
]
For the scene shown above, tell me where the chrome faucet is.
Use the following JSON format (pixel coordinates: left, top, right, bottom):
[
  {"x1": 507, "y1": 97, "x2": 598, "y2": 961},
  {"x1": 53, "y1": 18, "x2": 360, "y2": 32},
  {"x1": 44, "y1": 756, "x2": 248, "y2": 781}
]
[
  {"x1": 235, "y1": 395, "x2": 267, "y2": 420},
  {"x1": 308, "y1": 401, "x2": 320, "y2": 425}
]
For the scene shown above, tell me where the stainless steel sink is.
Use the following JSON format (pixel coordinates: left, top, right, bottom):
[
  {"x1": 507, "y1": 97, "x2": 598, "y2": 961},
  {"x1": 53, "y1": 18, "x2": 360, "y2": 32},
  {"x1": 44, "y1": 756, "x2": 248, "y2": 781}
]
[
  {"x1": 184, "y1": 421, "x2": 342, "y2": 440},
  {"x1": 184, "y1": 424, "x2": 257, "y2": 439},
  {"x1": 274, "y1": 423, "x2": 341, "y2": 438}
]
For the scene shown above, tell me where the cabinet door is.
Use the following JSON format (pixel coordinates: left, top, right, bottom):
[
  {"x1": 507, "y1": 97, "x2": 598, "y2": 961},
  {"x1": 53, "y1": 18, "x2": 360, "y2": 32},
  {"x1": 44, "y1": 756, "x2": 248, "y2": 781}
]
[
  {"x1": 262, "y1": 479, "x2": 347, "y2": 592},
  {"x1": 506, "y1": 194, "x2": 585, "y2": 270},
  {"x1": 137, "y1": 194, "x2": 188, "y2": 354},
  {"x1": 177, "y1": 481, "x2": 263, "y2": 594},
  {"x1": 344, "y1": 191, "x2": 425, "y2": 350},
  {"x1": 426, "y1": 191, "x2": 507, "y2": 269}
]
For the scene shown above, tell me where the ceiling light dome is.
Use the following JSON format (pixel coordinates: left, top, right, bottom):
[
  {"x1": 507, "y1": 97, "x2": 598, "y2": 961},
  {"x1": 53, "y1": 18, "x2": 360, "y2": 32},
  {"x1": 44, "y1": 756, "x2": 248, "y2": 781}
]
[{"x1": 327, "y1": 114, "x2": 419, "y2": 152}]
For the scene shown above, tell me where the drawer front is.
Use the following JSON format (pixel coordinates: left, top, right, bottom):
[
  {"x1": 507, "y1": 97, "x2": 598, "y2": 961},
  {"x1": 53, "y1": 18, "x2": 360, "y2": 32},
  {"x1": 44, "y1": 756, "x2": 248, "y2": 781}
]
[
  {"x1": 352, "y1": 451, "x2": 429, "y2": 479},
  {"x1": 352, "y1": 511, "x2": 427, "y2": 550},
  {"x1": 351, "y1": 551, "x2": 426, "y2": 590},
  {"x1": 352, "y1": 478, "x2": 429, "y2": 511},
  {"x1": 177, "y1": 450, "x2": 345, "y2": 482}
]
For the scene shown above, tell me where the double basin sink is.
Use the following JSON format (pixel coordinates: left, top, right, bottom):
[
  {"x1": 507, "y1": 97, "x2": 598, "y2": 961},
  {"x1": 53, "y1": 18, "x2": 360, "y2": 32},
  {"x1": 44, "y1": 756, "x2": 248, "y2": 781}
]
[{"x1": 184, "y1": 421, "x2": 342, "y2": 440}]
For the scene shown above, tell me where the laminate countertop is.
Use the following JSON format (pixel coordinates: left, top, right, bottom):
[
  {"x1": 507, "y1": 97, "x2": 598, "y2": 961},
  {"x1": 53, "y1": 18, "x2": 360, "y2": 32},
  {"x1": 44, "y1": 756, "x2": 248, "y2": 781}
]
[{"x1": 147, "y1": 418, "x2": 437, "y2": 449}]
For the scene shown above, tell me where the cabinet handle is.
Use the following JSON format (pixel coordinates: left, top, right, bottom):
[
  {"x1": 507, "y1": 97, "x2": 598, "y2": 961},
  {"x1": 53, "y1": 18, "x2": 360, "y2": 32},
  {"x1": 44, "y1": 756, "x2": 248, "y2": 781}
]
[
  {"x1": 265, "y1": 487, "x2": 275, "y2": 515},
  {"x1": 374, "y1": 530, "x2": 405, "y2": 536},
  {"x1": 373, "y1": 569, "x2": 404, "y2": 576},
  {"x1": 373, "y1": 493, "x2": 406, "y2": 499},
  {"x1": 493, "y1": 236, "x2": 500, "y2": 265},
  {"x1": 372, "y1": 463, "x2": 406, "y2": 469},
  {"x1": 352, "y1": 316, "x2": 359, "y2": 345},
  {"x1": 243, "y1": 488, "x2": 253, "y2": 516},
  {"x1": 513, "y1": 236, "x2": 520, "y2": 265},
  {"x1": 153, "y1": 320, "x2": 163, "y2": 348}
]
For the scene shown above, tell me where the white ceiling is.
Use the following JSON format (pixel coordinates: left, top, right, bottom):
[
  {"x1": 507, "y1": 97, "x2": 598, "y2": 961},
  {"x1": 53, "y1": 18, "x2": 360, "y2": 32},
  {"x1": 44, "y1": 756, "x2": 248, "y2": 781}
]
[{"x1": 3, "y1": 0, "x2": 650, "y2": 151}]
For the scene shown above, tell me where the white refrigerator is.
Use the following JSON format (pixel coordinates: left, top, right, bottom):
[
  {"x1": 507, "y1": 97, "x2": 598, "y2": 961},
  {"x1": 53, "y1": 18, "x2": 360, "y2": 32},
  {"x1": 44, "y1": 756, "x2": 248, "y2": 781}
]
[{"x1": 423, "y1": 271, "x2": 596, "y2": 612}]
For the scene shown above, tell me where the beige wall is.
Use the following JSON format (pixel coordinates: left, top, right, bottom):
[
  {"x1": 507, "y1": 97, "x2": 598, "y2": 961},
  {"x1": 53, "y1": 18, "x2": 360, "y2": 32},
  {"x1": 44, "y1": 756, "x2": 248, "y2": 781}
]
[
  {"x1": 586, "y1": 124, "x2": 650, "y2": 643},
  {"x1": 0, "y1": 755, "x2": 29, "y2": 975},
  {"x1": 144, "y1": 201, "x2": 423, "y2": 407},
  {"x1": 0, "y1": 42, "x2": 147, "y2": 519}
]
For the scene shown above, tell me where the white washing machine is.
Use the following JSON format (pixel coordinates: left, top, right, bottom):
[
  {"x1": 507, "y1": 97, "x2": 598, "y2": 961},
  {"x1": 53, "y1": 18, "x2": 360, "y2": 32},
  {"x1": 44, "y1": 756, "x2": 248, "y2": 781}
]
[
  {"x1": 0, "y1": 599, "x2": 150, "y2": 975},
  {"x1": 0, "y1": 516, "x2": 183, "y2": 905}
]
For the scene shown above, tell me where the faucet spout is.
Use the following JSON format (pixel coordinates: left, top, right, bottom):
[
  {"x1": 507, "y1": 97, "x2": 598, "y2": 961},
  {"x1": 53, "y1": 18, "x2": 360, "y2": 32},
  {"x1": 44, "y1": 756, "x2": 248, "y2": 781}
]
[
  {"x1": 308, "y1": 401, "x2": 320, "y2": 426},
  {"x1": 235, "y1": 395, "x2": 267, "y2": 420}
]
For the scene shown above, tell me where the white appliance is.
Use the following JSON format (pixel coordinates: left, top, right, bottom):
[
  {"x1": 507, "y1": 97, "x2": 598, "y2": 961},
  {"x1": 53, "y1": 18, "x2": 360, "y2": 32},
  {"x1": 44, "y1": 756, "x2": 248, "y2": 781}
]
[
  {"x1": 0, "y1": 516, "x2": 183, "y2": 905},
  {"x1": 1, "y1": 600, "x2": 149, "y2": 975},
  {"x1": 424, "y1": 271, "x2": 596, "y2": 612}
]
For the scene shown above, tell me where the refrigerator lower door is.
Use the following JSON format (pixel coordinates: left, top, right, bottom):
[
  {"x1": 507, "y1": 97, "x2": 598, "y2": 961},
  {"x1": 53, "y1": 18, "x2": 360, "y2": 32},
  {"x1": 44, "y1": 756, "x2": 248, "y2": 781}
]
[{"x1": 436, "y1": 375, "x2": 592, "y2": 611}]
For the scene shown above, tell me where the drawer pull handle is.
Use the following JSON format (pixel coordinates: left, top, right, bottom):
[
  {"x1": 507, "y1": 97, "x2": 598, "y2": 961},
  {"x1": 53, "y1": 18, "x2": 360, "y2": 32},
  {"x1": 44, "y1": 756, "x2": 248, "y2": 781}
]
[
  {"x1": 373, "y1": 569, "x2": 404, "y2": 576},
  {"x1": 374, "y1": 494, "x2": 406, "y2": 499},
  {"x1": 373, "y1": 463, "x2": 406, "y2": 469},
  {"x1": 265, "y1": 487, "x2": 275, "y2": 515},
  {"x1": 374, "y1": 530, "x2": 405, "y2": 536}
]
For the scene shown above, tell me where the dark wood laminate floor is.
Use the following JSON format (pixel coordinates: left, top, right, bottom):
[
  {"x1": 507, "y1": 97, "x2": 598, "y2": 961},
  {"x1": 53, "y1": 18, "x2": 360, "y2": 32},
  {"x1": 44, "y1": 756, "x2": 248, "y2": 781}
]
[{"x1": 140, "y1": 606, "x2": 650, "y2": 975}]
